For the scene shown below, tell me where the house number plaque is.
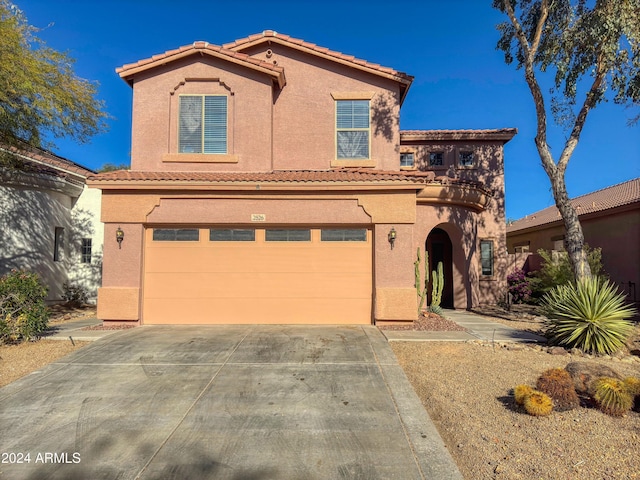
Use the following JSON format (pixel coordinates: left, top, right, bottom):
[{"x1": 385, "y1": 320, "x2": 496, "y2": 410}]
[{"x1": 251, "y1": 214, "x2": 266, "y2": 222}]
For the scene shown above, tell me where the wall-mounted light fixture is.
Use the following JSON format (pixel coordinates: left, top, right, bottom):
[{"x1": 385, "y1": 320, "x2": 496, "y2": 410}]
[
  {"x1": 388, "y1": 227, "x2": 397, "y2": 250},
  {"x1": 116, "y1": 226, "x2": 124, "y2": 249}
]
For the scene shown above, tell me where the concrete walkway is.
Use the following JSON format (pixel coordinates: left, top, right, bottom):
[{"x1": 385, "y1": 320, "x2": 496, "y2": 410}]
[{"x1": 382, "y1": 309, "x2": 547, "y2": 343}]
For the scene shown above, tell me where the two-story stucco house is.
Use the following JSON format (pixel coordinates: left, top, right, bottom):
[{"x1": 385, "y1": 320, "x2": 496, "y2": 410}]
[{"x1": 88, "y1": 31, "x2": 516, "y2": 326}]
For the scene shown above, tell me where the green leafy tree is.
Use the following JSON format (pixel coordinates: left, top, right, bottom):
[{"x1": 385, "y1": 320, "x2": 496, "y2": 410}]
[
  {"x1": 0, "y1": 1, "x2": 107, "y2": 159},
  {"x1": 494, "y1": 0, "x2": 640, "y2": 281},
  {"x1": 97, "y1": 163, "x2": 130, "y2": 172}
]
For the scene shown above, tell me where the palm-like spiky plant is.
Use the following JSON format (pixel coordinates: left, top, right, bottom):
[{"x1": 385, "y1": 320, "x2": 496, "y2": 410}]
[{"x1": 541, "y1": 277, "x2": 636, "y2": 355}]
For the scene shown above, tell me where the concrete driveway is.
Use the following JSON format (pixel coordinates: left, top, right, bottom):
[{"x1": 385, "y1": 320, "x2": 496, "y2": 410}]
[{"x1": 0, "y1": 325, "x2": 462, "y2": 480}]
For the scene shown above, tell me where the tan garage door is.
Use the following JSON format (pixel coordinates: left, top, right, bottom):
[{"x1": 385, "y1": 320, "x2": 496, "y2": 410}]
[{"x1": 142, "y1": 227, "x2": 372, "y2": 324}]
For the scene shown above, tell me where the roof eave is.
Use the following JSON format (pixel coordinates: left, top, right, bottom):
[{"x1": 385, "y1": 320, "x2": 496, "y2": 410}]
[
  {"x1": 87, "y1": 179, "x2": 424, "y2": 191},
  {"x1": 117, "y1": 48, "x2": 286, "y2": 89},
  {"x1": 227, "y1": 36, "x2": 414, "y2": 93},
  {"x1": 400, "y1": 129, "x2": 518, "y2": 143}
]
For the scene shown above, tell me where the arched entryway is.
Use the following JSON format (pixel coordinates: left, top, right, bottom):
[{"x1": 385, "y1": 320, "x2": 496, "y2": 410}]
[{"x1": 426, "y1": 228, "x2": 454, "y2": 308}]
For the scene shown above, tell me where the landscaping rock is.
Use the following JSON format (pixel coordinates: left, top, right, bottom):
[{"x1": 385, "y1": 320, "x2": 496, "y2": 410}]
[
  {"x1": 565, "y1": 361, "x2": 623, "y2": 395},
  {"x1": 548, "y1": 346, "x2": 568, "y2": 355}
]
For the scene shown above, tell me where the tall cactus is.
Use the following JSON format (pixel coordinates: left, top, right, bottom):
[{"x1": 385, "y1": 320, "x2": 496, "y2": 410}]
[
  {"x1": 431, "y1": 261, "x2": 444, "y2": 308},
  {"x1": 414, "y1": 247, "x2": 429, "y2": 316}
]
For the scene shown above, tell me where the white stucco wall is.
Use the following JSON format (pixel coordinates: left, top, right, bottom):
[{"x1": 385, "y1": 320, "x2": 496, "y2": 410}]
[
  {"x1": 0, "y1": 179, "x2": 73, "y2": 302},
  {"x1": 68, "y1": 186, "x2": 103, "y2": 303},
  {"x1": 0, "y1": 174, "x2": 102, "y2": 304}
]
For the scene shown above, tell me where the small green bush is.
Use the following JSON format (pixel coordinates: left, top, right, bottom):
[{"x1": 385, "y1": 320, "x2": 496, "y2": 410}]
[
  {"x1": 541, "y1": 277, "x2": 636, "y2": 355},
  {"x1": 62, "y1": 283, "x2": 88, "y2": 307},
  {"x1": 529, "y1": 246, "x2": 604, "y2": 300},
  {"x1": 0, "y1": 269, "x2": 49, "y2": 343}
]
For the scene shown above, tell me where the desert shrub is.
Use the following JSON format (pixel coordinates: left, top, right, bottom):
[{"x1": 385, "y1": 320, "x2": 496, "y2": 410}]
[
  {"x1": 523, "y1": 390, "x2": 553, "y2": 416},
  {"x1": 0, "y1": 270, "x2": 49, "y2": 343},
  {"x1": 541, "y1": 277, "x2": 636, "y2": 355},
  {"x1": 513, "y1": 384, "x2": 534, "y2": 405},
  {"x1": 536, "y1": 368, "x2": 580, "y2": 411},
  {"x1": 529, "y1": 246, "x2": 604, "y2": 300},
  {"x1": 593, "y1": 377, "x2": 634, "y2": 417},
  {"x1": 62, "y1": 283, "x2": 88, "y2": 307},
  {"x1": 507, "y1": 268, "x2": 532, "y2": 303}
]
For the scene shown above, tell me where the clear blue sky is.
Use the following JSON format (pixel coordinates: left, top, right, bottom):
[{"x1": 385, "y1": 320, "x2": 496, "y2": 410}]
[{"x1": 20, "y1": 0, "x2": 640, "y2": 220}]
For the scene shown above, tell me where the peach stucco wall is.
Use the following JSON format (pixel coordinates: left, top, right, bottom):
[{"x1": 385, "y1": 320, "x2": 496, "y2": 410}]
[
  {"x1": 130, "y1": 57, "x2": 274, "y2": 172},
  {"x1": 129, "y1": 45, "x2": 402, "y2": 174},
  {"x1": 405, "y1": 139, "x2": 508, "y2": 307},
  {"x1": 242, "y1": 43, "x2": 402, "y2": 171}
]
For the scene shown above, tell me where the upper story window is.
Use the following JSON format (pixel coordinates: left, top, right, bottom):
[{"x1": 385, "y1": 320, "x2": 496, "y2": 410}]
[
  {"x1": 179, "y1": 95, "x2": 227, "y2": 154},
  {"x1": 458, "y1": 150, "x2": 474, "y2": 167},
  {"x1": 336, "y1": 100, "x2": 370, "y2": 159},
  {"x1": 429, "y1": 152, "x2": 444, "y2": 167},
  {"x1": 400, "y1": 152, "x2": 414, "y2": 168}
]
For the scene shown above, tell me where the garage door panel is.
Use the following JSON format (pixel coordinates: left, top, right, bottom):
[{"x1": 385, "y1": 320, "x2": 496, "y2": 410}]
[
  {"x1": 144, "y1": 297, "x2": 371, "y2": 325},
  {"x1": 144, "y1": 272, "x2": 371, "y2": 299}
]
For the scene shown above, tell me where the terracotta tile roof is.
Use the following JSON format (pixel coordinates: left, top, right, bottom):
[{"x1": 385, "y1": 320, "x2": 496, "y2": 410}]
[
  {"x1": 0, "y1": 143, "x2": 94, "y2": 179},
  {"x1": 224, "y1": 30, "x2": 413, "y2": 84},
  {"x1": 401, "y1": 129, "x2": 517, "y2": 142},
  {"x1": 88, "y1": 168, "x2": 489, "y2": 192},
  {"x1": 89, "y1": 168, "x2": 430, "y2": 183},
  {"x1": 507, "y1": 177, "x2": 640, "y2": 233},
  {"x1": 117, "y1": 41, "x2": 286, "y2": 88}
]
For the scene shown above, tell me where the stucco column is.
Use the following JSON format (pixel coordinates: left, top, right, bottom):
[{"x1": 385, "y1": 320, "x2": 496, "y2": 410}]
[
  {"x1": 374, "y1": 223, "x2": 418, "y2": 322},
  {"x1": 97, "y1": 223, "x2": 143, "y2": 323}
]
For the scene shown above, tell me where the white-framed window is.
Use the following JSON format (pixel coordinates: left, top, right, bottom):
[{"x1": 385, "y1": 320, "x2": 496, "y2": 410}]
[
  {"x1": 400, "y1": 152, "x2": 415, "y2": 168},
  {"x1": 81, "y1": 238, "x2": 92, "y2": 263},
  {"x1": 336, "y1": 100, "x2": 370, "y2": 159},
  {"x1": 179, "y1": 95, "x2": 227, "y2": 154},
  {"x1": 480, "y1": 239, "x2": 494, "y2": 276},
  {"x1": 458, "y1": 150, "x2": 474, "y2": 167},
  {"x1": 429, "y1": 152, "x2": 444, "y2": 166}
]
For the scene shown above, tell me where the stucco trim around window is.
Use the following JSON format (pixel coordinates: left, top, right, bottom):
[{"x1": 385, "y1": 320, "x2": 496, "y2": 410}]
[
  {"x1": 162, "y1": 153, "x2": 239, "y2": 163},
  {"x1": 331, "y1": 92, "x2": 376, "y2": 100}
]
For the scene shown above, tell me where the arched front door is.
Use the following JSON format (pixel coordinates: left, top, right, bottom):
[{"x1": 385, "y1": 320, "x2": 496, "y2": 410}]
[{"x1": 426, "y1": 228, "x2": 454, "y2": 308}]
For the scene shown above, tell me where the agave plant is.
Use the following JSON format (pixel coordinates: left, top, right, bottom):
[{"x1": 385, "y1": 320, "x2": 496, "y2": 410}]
[{"x1": 541, "y1": 277, "x2": 637, "y2": 355}]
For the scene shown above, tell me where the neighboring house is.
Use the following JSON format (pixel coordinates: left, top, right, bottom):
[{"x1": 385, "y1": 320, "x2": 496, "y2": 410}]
[
  {"x1": 88, "y1": 31, "x2": 516, "y2": 325},
  {"x1": 0, "y1": 144, "x2": 103, "y2": 303},
  {"x1": 507, "y1": 178, "x2": 640, "y2": 303}
]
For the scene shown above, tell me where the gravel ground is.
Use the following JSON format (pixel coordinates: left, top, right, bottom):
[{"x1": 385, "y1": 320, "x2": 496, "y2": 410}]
[
  {"x1": 0, "y1": 340, "x2": 88, "y2": 388},
  {"x1": 391, "y1": 305, "x2": 640, "y2": 480}
]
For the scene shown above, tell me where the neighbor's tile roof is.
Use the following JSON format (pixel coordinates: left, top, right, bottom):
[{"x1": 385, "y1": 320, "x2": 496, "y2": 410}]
[
  {"x1": 0, "y1": 143, "x2": 94, "y2": 178},
  {"x1": 507, "y1": 177, "x2": 640, "y2": 233},
  {"x1": 224, "y1": 30, "x2": 413, "y2": 83}
]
